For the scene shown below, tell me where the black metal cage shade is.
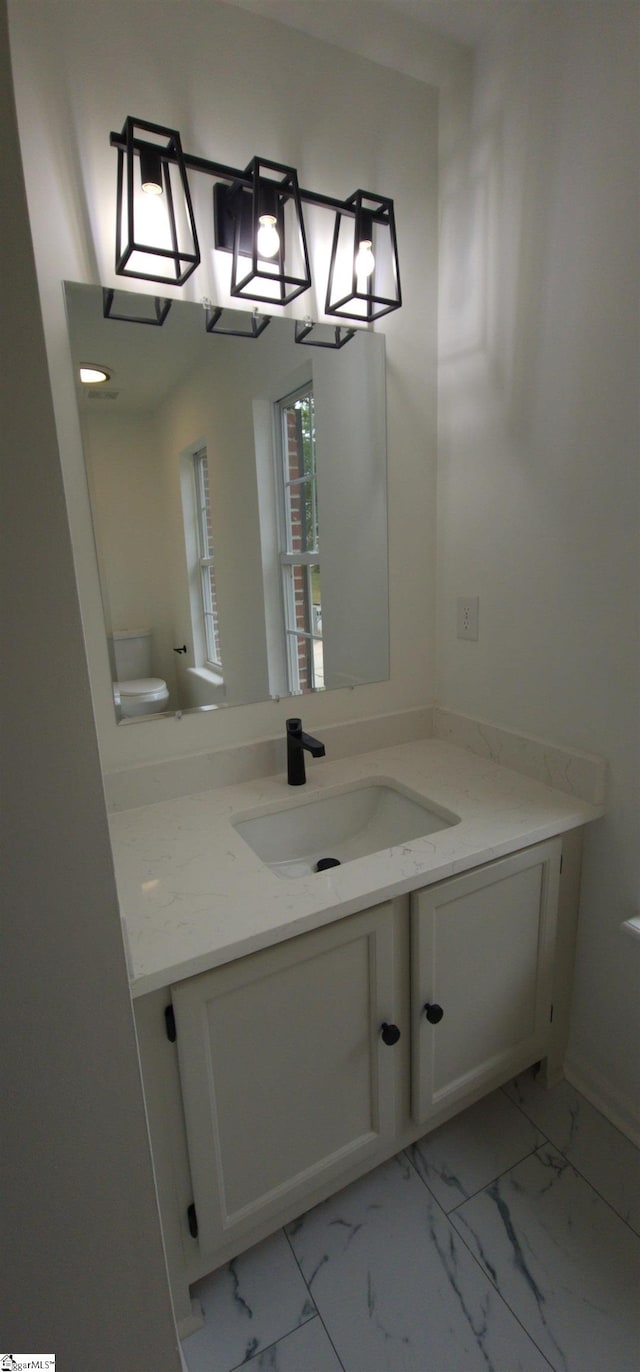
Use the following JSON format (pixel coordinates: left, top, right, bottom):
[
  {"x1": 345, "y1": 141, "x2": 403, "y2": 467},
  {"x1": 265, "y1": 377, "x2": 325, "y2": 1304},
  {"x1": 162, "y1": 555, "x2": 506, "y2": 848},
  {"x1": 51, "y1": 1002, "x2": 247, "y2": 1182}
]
[
  {"x1": 215, "y1": 157, "x2": 312, "y2": 307},
  {"x1": 204, "y1": 305, "x2": 270, "y2": 338},
  {"x1": 325, "y1": 190, "x2": 401, "y2": 323},
  {"x1": 115, "y1": 117, "x2": 200, "y2": 286},
  {"x1": 294, "y1": 319, "x2": 356, "y2": 349},
  {"x1": 103, "y1": 288, "x2": 172, "y2": 325}
]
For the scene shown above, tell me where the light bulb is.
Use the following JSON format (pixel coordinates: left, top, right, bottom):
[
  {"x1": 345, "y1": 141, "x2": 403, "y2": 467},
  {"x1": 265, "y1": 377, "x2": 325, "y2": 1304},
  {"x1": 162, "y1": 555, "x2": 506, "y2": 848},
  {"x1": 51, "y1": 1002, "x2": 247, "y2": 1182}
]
[
  {"x1": 140, "y1": 149, "x2": 163, "y2": 196},
  {"x1": 257, "y1": 214, "x2": 280, "y2": 260},
  {"x1": 355, "y1": 238, "x2": 375, "y2": 278}
]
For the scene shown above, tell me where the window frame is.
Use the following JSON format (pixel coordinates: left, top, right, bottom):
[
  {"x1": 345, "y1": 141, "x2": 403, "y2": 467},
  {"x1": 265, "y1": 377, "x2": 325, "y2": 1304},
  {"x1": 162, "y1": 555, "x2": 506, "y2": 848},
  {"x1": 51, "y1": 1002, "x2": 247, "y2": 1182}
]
[
  {"x1": 273, "y1": 381, "x2": 323, "y2": 695},
  {"x1": 179, "y1": 441, "x2": 224, "y2": 680},
  {"x1": 192, "y1": 447, "x2": 222, "y2": 672}
]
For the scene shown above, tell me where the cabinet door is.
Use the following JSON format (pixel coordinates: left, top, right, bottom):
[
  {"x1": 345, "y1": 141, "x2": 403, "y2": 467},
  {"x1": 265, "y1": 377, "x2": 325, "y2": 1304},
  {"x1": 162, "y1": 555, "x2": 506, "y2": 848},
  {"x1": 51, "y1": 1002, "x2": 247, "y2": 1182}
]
[
  {"x1": 171, "y1": 903, "x2": 399, "y2": 1260},
  {"x1": 411, "y1": 840, "x2": 560, "y2": 1123}
]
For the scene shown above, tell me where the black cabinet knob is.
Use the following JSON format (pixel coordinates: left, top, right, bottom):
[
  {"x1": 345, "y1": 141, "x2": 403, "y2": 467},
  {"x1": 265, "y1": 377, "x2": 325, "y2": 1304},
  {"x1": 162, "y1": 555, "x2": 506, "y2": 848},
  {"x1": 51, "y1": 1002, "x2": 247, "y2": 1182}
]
[
  {"x1": 380, "y1": 1022, "x2": 401, "y2": 1046},
  {"x1": 424, "y1": 1003, "x2": 444, "y2": 1024}
]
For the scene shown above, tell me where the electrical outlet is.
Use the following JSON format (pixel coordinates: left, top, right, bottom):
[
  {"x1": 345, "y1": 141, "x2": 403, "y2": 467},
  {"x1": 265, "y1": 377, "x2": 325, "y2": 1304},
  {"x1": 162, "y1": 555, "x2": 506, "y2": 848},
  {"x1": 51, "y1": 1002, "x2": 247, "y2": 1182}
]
[{"x1": 457, "y1": 596, "x2": 479, "y2": 641}]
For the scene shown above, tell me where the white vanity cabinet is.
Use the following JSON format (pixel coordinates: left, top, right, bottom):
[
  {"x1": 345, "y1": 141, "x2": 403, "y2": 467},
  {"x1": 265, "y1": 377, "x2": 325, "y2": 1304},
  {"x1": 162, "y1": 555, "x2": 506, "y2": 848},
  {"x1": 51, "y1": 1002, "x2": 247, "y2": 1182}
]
[
  {"x1": 133, "y1": 832, "x2": 581, "y2": 1336},
  {"x1": 411, "y1": 839, "x2": 561, "y2": 1122},
  {"x1": 170, "y1": 902, "x2": 403, "y2": 1266}
]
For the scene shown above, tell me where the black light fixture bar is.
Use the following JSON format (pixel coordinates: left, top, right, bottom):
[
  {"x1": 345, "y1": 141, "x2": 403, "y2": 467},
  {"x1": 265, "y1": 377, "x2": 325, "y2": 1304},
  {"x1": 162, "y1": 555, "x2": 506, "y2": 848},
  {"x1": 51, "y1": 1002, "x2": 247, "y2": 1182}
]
[
  {"x1": 112, "y1": 132, "x2": 250, "y2": 191},
  {"x1": 109, "y1": 128, "x2": 389, "y2": 222}
]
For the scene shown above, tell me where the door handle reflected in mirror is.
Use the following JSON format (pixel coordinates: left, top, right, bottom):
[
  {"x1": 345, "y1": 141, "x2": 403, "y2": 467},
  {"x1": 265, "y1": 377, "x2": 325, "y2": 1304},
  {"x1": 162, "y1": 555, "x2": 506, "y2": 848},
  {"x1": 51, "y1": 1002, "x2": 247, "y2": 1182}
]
[{"x1": 174, "y1": 645, "x2": 188, "y2": 654}]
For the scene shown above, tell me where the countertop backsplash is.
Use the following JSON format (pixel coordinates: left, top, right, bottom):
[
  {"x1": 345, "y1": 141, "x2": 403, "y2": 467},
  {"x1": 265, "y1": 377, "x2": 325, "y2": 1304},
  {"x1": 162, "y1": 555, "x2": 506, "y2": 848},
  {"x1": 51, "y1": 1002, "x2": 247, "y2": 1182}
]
[{"x1": 103, "y1": 706, "x2": 606, "y2": 813}]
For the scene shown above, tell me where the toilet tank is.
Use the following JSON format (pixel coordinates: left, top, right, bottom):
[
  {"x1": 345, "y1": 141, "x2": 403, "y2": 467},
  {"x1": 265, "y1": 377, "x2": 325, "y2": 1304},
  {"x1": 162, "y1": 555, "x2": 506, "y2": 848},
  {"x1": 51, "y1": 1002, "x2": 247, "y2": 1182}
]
[{"x1": 110, "y1": 628, "x2": 152, "y2": 681}]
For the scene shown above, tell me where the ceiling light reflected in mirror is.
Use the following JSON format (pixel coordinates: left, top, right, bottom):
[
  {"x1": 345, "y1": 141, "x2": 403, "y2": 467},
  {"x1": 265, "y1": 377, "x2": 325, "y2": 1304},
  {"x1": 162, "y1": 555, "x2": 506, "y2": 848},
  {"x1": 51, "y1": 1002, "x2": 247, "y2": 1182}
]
[{"x1": 79, "y1": 364, "x2": 110, "y2": 384}]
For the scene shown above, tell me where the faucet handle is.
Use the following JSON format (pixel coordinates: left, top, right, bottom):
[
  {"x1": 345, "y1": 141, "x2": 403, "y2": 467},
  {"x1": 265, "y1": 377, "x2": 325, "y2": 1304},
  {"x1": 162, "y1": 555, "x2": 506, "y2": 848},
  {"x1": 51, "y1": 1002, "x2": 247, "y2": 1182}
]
[{"x1": 286, "y1": 717, "x2": 302, "y2": 734}]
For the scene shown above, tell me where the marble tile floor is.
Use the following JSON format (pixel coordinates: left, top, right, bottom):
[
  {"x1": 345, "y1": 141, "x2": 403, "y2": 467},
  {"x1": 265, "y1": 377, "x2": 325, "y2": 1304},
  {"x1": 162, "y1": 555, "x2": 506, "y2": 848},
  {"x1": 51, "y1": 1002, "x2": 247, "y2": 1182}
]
[{"x1": 181, "y1": 1072, "x2": 640, "y2": 1372}]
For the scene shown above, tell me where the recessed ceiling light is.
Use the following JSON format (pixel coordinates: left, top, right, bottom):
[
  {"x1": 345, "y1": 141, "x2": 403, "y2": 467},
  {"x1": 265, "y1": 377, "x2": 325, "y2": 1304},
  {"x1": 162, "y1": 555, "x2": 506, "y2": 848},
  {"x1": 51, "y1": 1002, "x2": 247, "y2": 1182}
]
[{"x1": 79, "y1": 364, "x2": 111, "y2": 384}]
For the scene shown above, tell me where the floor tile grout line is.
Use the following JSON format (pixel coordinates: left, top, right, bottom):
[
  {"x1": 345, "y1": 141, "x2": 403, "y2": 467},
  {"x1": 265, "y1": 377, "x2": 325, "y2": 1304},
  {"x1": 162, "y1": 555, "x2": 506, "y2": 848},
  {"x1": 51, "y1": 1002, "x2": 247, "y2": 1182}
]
[
  {"x1": 402, "y1": 1118, "x2": 547, "y2": 1216},
  {"x1": 401, "y1": 1145, "x2": 557, "y2": 1372},
  {"x1": 185, "y1": 1078, "x2": 638, "y2": 1371},
  {"x1": 499, "y1": 1085, "x2": 640, "y2": 1238},
  {"x1": 403, "y1": 1139, "x2": 542, "y2": 1226},
  {"x1": 225, "y1": 1310, "x2": 326, "y2": 1372},
  {"x1": 528, "y1": 1141, "x2": 640, "y2": 1240},
  {"x1": 445, "y1": 1205, "x2": 558, "y2": 1372},
  {"x1": 499, "y1": 1076, "x2": 640, "y2": 1155},
  {"x1": 407, "y1": 1101, "x2": 639, "y2": 1240},
  {"x1": 407, "y1": 1113, "x2": 639, "y2": 1371},
  {"x1": 433, "y1": 1147, "x2": 543, "y2": 1217},
  {"x1": 283, "y1": 1224, "x2": 348, "y2": 1372},
  {"x1": 500, "y1": 1083, "x2": 565, "y2": 1153},
  {"x1": 509, "y1": 1077, "x2": 640, "y2": 1151}
]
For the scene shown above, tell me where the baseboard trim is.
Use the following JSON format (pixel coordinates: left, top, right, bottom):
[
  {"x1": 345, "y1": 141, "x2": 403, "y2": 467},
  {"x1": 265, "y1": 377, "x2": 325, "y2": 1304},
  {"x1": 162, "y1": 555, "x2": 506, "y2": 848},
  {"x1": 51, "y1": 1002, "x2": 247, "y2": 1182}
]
[
  {"x1": 564, "y1": 1056, "x2": 640, "y2": 1148},
  {"x1": 175, "y1": 1297, "x2": 204, "y2": 1341}
]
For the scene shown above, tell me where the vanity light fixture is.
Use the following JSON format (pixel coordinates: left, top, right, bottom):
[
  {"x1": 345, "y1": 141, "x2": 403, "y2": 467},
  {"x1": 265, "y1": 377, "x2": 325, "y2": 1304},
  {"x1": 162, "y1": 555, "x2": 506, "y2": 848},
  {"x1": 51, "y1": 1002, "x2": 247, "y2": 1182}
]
[
  {"x1": 109, "y1": 117, "x2": 402, "y2": 320},
  {"x1": 102, "y1": 287, "x2": 172, "y2": 326},
  {"x1": 79, "y1": 364, "x2": 110, "y2": 384}
]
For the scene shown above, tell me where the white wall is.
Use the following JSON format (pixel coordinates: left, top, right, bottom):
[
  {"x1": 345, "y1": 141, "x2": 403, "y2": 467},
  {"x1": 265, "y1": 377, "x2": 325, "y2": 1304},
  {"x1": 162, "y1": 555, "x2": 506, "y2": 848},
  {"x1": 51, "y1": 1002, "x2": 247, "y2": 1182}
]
[
  {"x1": 0, "y1": 5, "x2": 182, "y2": 1363},
  {"x1": 84, "y1": 409, "x2": 180, "y2": 701},
  {"x1": 7, "y1": 0, "x2": 439, "y2": 773},
  {"x1": 315, "y1": 334, "x2": 389, "y2": 689},
  {"x1": 155, "y1": 329, "x2": 279, "y2": 705},
  {"x1": 437, "y1": 2, "x2": 639, "y2": 1124}
]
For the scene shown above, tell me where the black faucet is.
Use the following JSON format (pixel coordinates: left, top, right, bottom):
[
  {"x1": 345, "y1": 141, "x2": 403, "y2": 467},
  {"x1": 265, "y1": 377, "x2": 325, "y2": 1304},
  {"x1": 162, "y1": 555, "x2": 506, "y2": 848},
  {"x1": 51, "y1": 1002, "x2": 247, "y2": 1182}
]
[{"x1": 286, "y1": 717, "x2": 325, "y2": 785}]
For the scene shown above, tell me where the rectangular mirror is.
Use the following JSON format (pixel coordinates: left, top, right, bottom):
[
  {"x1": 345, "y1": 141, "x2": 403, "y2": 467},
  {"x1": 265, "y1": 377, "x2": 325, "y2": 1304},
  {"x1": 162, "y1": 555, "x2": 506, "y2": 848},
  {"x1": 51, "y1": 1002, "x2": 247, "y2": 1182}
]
[{"x1": 65, "y1": 284, "x2": 389, "y2": 722}]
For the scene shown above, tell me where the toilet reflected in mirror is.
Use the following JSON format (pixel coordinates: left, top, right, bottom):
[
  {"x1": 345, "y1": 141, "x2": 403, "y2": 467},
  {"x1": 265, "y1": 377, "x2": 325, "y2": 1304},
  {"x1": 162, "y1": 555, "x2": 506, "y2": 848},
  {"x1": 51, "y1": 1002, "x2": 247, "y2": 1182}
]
[{"x1": 109, "y1": 627, "x2": 170, "y2": 719}]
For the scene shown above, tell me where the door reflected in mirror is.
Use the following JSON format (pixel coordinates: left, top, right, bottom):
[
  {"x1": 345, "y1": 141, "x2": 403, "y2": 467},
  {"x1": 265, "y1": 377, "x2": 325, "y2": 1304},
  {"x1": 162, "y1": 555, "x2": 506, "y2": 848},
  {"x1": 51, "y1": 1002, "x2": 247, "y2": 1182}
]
[{"x1": 65, "y1": 284, "x2": 389, "y2": 723}]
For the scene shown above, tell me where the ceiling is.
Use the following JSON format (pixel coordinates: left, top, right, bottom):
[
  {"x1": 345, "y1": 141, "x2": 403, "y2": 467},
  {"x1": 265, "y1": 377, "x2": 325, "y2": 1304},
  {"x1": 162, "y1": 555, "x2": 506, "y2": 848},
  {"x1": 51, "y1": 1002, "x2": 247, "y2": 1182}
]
[
  {"x1": 221, "y1": 0, "x2": 520, "y2": 55},
  {"x1": 362, "y1": 0, "x2": 503, "y2": 45},
  {"x1": 67, "y1": 284, "x2": 225, "y2": 414}
]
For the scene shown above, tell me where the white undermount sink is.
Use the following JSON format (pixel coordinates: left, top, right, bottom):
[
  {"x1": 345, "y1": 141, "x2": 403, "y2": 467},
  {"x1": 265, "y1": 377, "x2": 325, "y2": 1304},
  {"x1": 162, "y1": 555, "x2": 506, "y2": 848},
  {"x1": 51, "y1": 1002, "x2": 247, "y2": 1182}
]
[{"x1": 233, "y1": 780, "x2": 459, "y2": 879}]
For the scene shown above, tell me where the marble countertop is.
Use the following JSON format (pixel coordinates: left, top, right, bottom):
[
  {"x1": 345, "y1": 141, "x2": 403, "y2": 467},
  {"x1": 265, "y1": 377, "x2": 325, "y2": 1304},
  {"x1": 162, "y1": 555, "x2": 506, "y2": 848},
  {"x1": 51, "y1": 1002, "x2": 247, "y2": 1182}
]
[{"x1": 108, "y1": 738, "x2": 603, "y2": 998}]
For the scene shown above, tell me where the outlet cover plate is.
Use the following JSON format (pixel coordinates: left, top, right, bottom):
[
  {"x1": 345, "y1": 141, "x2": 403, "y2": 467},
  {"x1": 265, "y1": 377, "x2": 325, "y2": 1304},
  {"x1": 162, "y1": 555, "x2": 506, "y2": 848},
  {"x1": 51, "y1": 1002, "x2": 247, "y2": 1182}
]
[{"x1": 457, "y1": 595, "x2": 479, "y2": 641}]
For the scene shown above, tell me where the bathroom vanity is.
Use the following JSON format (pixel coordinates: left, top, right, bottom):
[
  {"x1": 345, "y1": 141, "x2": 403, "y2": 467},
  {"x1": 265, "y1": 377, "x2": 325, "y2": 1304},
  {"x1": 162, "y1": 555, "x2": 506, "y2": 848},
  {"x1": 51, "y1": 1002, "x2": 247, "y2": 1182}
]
[{"x1": 111, "y1": 738, "x2": 602, "y2": 1335}]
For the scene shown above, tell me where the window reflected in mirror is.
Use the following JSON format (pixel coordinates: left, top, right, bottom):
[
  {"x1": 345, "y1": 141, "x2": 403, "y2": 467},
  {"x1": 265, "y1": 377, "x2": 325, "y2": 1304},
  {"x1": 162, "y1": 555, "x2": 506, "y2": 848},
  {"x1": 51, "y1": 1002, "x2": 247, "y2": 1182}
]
[{"x1": 276, "y1": 382, "x2": 324, "y2": 694}]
